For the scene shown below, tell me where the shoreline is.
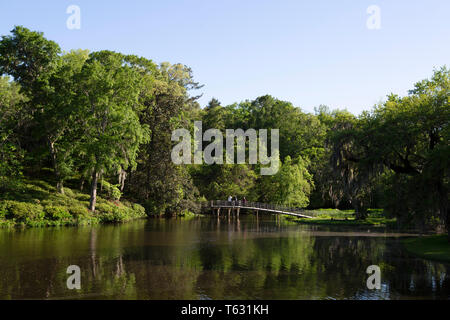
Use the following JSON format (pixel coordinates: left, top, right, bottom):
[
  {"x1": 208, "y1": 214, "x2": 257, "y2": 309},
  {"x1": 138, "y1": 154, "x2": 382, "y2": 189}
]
[{"x1": 283, "y1": 214, "x2": 397, "y2": 227}]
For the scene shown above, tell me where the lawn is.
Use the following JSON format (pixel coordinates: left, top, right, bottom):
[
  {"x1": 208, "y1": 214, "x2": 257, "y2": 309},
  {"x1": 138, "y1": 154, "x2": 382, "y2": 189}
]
[{"x1": 285, "y1": 208, "x2": 396, "y2": 227}]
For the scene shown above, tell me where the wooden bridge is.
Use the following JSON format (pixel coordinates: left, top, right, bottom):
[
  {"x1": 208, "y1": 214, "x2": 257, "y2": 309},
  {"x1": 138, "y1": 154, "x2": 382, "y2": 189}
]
[{"x1": 202, "y1": 200, "x2": 314, "y2": 219}]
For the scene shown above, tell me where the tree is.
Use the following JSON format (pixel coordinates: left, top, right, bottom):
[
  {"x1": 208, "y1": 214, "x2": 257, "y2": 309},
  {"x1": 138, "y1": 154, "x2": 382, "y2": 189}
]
[
  {"x1": 193, "y1": 163, "x2": 257, "y2": 201},
  {"x1": 258, "y1": 156, "x2": 313, "y2": 207},
  {"x1": 125, "y1": 61, "x2": 202, "y2": 215},
  {"x1": 0, "y1": 26, "x2": 60, "y2": 92},
  {"x1": 327, "y1": 110, "x2": 381, "y2": 218},
  {"x1": 76, "y1": 51, "x2": 149, "y2": 212},
  {"x1": 202, "y1": 98, "x2": 227, "y2": 131},
  {"x1": 330, "y1": 67, "x2": 450, "y2": 234},
  {"x1": 0, "y1": 26, "x2": 63, "y2": 190},
  {"x1": 365, "y1": 68, "x2": 449, "y2": 235},
  {"x1": 0, "y1": 76, "x2": 26, "y2": 190},
  {"x1": 40, "y1": 49, "x2": 89, "y2": 193}
]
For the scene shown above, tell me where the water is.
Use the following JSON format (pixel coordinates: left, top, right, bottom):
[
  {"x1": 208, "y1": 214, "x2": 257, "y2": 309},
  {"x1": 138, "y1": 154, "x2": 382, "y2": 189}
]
[{"x1": 0, "y1": 215, "x2": 449, "y2": 300}]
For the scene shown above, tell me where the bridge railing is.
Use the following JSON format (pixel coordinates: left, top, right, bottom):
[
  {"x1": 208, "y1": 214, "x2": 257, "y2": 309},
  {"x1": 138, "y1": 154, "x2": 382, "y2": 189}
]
[{"x1": 201, "y1": 200, "x2": 313, "y2": 216}]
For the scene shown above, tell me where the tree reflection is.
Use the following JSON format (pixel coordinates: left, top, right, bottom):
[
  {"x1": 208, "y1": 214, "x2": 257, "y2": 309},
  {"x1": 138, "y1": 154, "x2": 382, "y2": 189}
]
[{"x1": 0, "y1": 217, "x2": 449, "y2": 299}]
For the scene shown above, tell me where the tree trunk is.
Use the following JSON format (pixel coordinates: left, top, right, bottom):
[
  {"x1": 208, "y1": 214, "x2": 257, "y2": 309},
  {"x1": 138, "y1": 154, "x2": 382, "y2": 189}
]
[
  {"x1": 354, "y1": 203, "x2": 361, "y2": 220},
  {"x1": 354, "y1": 199, "x2": 367, "y2": 220},
  {"x1": 89, "y1": 170, "x2": 99, "y2": 212},
  {"x1": 118, "y1": 168, "x2": 126, "y2": 192},
  {"x1": 48, "y1": 139, "x2": 64, "y2": 194},
  {"x1": 56, "y1": 180, "x2": 64, "y2": 194}
]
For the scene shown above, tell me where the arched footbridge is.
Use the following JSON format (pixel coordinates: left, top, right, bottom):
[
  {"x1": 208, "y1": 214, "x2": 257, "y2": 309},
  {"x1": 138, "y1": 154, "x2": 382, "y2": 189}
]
[{"x1": 202, "y1": 200, "x2": 314, "y2": 218}]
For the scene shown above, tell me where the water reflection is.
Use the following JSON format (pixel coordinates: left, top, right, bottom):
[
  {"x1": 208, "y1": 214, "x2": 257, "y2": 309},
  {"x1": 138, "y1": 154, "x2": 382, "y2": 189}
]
[{"x1": 0, "y1": 216, "x2": 449, "y2": 299}]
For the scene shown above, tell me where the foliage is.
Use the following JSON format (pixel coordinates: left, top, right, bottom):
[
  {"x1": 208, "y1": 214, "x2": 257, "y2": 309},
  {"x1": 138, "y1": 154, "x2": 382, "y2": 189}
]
[
  {"x1": 0, "y1": 179, "x2": 145, "y2": 227},
  {"x1": 0, "y1": 26, "x2": 448, "y2": 236},
  {"x1": 327, "y1": 67, "x2": 449, "y2": 232},
  {"x1": 193, "y1": 163, "x2": 257, "y2": 201},
  {"x1": 0, "y1": 76, "x2": 26, "y2": 191},
  {"x1": 101, "y1": 180, "x2": 122, "y2": 201},
  {"x1": 126, "y1": 61, "x2": 202, "y2": 216},
  {"x1": 0, "y1": 200, "x2": 45, "y2": 222},
  {"x1": 44, "y1": 205, "x2": 71, "y2": 221}
]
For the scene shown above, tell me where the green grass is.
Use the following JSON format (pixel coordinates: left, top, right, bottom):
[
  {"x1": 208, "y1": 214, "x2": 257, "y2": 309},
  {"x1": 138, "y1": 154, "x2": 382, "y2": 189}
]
[
  {"x1": 285, "y1": 208, "x2": 396, "y2": 226},
  {"x1": 289, "y1": 216, "x2": 396, "y2": 226},
  {"x1": 0, "y1": 178, "x2": 147, "y2": 228},
  {"x1": 403, "y1": 235, "x2": 450, "y2": 263}
]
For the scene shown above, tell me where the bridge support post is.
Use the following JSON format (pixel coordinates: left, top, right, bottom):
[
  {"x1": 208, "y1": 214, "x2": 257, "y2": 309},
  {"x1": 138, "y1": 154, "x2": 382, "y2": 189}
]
[{"x1": 237, "y1": 207, "x2": 240, "y2": 218}]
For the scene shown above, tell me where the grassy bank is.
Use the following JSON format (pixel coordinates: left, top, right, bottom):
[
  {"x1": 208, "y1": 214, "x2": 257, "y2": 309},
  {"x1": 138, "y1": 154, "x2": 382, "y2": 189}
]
[
  {"x1": 403, "y1": 235, "x2": 450, "y2": 263},
  {"x1": 0, "y1": 179, "x2": 147, "y2": 228},
  {"x1": 285, "y1": 208, "x2": 397, "y2": 227}
]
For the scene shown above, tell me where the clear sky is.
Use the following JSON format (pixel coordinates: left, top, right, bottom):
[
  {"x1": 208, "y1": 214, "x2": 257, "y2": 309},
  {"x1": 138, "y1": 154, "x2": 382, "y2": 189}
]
[{"x1": 0, "y1": 0, "x2": 449, "y2": 114}]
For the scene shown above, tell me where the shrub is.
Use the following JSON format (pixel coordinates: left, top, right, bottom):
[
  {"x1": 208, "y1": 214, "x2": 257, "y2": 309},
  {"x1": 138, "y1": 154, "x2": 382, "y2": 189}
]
[
  {"x1": 95, "y1": 202, "x2": 115, "y2": 214},
  {"x1": 143, "y1": 199, "x2": 166, "y2": 216},
  {"x1": 95, "y1": 203, "x2": 145, "y2": 223},
  {"x1": 132, "y1": 203, "x2": 146, "y2": 217},
  {"x1": 76, "y1": 194, "x2": 90, "y2": 201},
  {"x1": 0, "y1": 219, "x2": 15, "y2": 227},
  {"x1": 113, "y1": 207, "x2": 129, "y2": 221},
  {"x1": 0, "y1": 178, "x2": 147, "y2": 227},
  {"x1": 1, "y1": 200, "x2": 45, "y2": 222},
  {"x1": 121, "y1": 199, "x2": 134, "y2": 208},
  {"x1": 63, "y1": 187, "x2": 75, "y2": 198},
  {"x1": 0, "y1": 201, "x2": 7, "y2": 219},
  {"x1": 101, "y1": 180, "x2": 122, "y2": 201},
  {"x1": 77, "y1": 215, "x2": 99, "y2": 226},
  {"x1": 178, "y1": 210, "x2": 195, "y2": 218},
  {"x1": 99, "y1": 208, "x2": 125, "y2": 223},
  {"x1": 69, "y1": 205, "x2": 89, "y2": 218},
  {"x1": 28, "y1": 180, "x2": 54, "y2": 192},
  {"x1": 44, "y1": 205, "x2": 72, "y2": 221}
]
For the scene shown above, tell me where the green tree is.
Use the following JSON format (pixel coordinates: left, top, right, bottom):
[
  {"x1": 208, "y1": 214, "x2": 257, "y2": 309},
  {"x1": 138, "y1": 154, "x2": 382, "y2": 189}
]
[
  {"x1": 194, "y1": 163, "x2": 257, "y2": 200},
  {"x1": 330, "y1": 67, "x2": 449, "y2": 233},
  {"x1": 0, "y1": 76, "x2": 26, "y2": 190},
  {"x1": 126, "y1": 62, "x2": 202, "y2": 215},
  {"x1": 366, "y1": 68, "x2": 449, "y2": 234},
  {"x1": 0, "y1": 26, "x2": 64, "y2": 191},
  {"x1": 40, "y1": 49, "x2": 89, "y2": 193},
  {"x1": 76, "y1": 51, "x2": 149, "y2": 212},
  {"x1": 202, "y1": 98, "x2": 227, "y2": 131},
  {"x1": 259, "y1": 156, "x2": 313, "y2": 207}
]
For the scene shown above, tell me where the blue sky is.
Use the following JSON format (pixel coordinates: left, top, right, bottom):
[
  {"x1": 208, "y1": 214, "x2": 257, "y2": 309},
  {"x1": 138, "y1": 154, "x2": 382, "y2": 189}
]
[{"x1": 0, "y1": 0, "x2": 449, "y2": 114}]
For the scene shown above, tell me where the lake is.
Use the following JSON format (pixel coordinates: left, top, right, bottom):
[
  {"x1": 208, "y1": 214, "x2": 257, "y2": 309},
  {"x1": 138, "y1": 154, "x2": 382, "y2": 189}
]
[{"x1": 0, "y1": 215, "x2": 449, "y2": 299}]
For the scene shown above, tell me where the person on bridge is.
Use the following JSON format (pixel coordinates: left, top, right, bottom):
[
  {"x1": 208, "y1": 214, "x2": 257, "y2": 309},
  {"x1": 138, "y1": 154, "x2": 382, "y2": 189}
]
[
  {"x1": 227, "y1": 195, "x2": 232, "y2": 205},
  {"x1": 242, "y1": 197, "x2": 247, "y2": 205}
]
